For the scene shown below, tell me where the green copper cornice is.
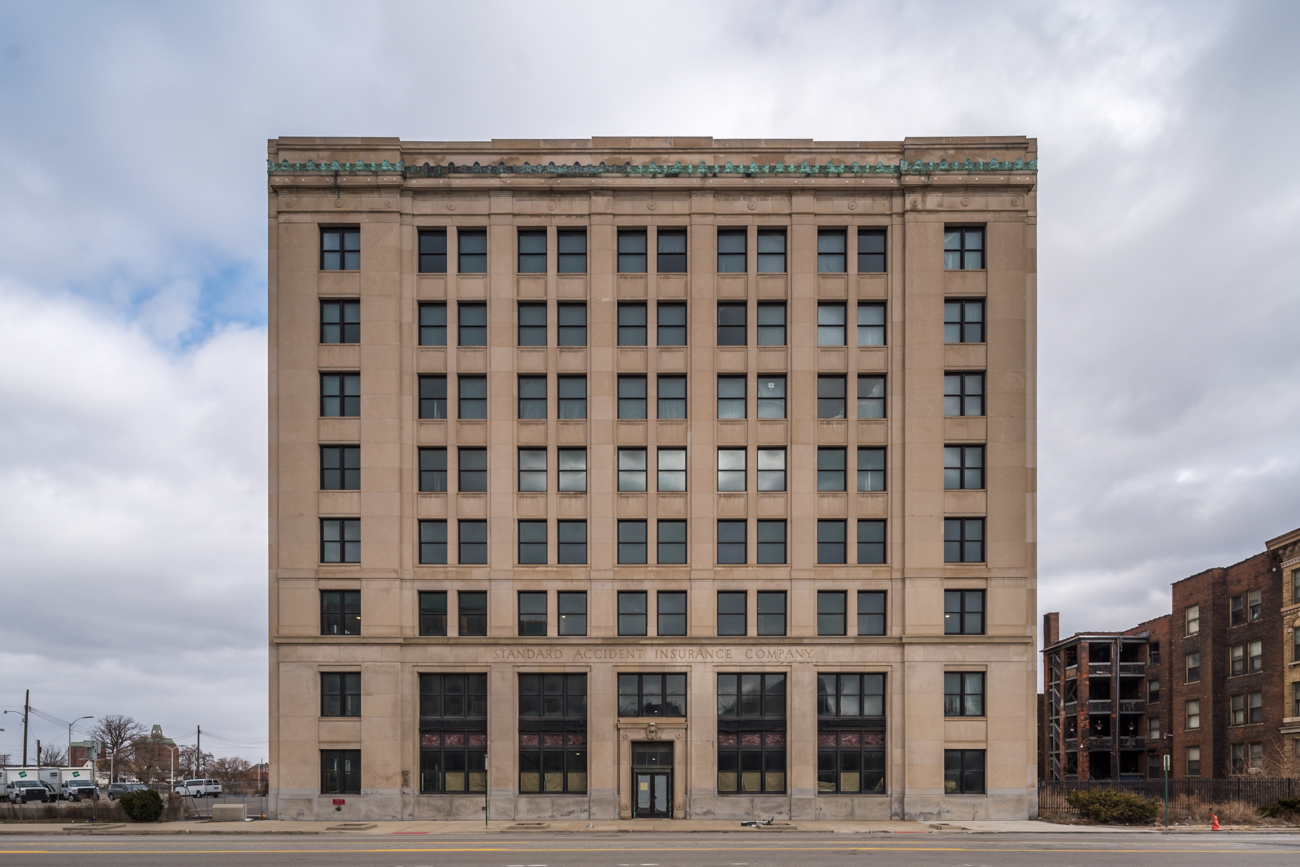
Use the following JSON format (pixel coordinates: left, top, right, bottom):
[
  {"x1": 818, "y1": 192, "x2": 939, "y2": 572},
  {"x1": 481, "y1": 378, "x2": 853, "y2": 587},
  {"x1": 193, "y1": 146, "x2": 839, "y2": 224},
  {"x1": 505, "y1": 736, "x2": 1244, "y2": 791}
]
[{"x1": 267, "y1": 157, "x2": 1037, "y2": 178}]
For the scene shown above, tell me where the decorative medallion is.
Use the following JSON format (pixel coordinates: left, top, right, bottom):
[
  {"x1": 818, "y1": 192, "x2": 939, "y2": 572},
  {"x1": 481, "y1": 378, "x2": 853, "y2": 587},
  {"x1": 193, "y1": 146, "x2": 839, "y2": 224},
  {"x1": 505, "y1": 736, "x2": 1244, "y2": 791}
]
[
  {"x1": 282, "y1": 199, "x2": 293, "y2": 209},
  {"x1": 1012, "y1": 197, "x2": 1021, "y2": 206},
  {"x1": 447, "y1": 201, "x2": 455, "y2": 211},
  {"x1": 748, "y1": 201, "x2": 757, "y2": 210},
  {"x1": 960, "y1": 197, "x2": 970, "y2": 207},
  {"x1": 547, "y1": 201, "x2": 556, "y2": 211},
  {"x1": 647, "y1": 201, "x2": 656, "y2": 211},
  {"x1": 909, "y1": 198, "x2": 919, "y2": 209},
  {"x1": 384, "y1": 199, "x2": 394, "y2": 209},
  {"x1": 848, "y1": 201, "x2": 857, "y2": 210},
  {"x1": 333, "y1": 199, "x2": 343, "y2": 208}
]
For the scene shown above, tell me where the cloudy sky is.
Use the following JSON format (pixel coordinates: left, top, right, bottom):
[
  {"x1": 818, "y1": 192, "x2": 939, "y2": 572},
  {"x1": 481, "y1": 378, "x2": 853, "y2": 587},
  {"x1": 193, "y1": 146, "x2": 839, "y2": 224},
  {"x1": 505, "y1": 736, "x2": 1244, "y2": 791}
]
[{"x1": 1, "y1": 0, "x2": 1297, "y2": 760}]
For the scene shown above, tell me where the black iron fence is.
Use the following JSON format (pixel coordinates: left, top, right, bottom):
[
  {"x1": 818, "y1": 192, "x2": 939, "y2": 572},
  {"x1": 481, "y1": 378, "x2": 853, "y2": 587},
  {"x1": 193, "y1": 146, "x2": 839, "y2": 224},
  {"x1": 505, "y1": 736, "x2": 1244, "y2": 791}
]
[{"x1": 1039, "y1": 778, "x2": 1300, "y2": 817}]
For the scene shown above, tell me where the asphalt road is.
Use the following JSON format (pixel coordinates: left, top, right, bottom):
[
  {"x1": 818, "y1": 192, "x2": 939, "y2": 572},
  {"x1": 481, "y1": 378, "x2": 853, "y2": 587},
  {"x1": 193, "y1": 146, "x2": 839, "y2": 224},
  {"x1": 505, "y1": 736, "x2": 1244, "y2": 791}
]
[{"x1": 4, "y1": 832, "x2": 1300, "y2": 867}]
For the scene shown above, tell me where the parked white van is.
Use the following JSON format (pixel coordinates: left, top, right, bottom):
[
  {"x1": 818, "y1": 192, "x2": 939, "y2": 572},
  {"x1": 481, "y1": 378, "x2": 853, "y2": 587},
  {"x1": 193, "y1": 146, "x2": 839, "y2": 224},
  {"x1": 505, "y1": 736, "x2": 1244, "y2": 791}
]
[{"x1": 173, "y1": 779, "x2": 222, "y2": 797}]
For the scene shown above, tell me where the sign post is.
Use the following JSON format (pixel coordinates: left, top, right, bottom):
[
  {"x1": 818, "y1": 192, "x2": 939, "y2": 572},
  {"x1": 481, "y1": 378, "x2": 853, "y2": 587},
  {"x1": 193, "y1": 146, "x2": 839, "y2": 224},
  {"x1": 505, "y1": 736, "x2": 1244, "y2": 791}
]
[
  {"x1": 1163, "y1": 753, "x2": 1171, "y2": 831},
  {"x1": 484, "y1": 755, "x2": 489, "y2": 830}
]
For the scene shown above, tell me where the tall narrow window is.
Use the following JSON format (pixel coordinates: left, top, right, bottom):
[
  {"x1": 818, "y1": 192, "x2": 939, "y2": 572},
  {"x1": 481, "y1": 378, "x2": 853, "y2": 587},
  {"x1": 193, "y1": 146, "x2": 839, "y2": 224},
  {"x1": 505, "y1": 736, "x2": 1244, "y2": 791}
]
[
  {"x1": 718, "y1": 375, "x2": 747, "y2": 419},
  {"x1": 558, "y1": 520, "x2": 587, "y2": 564},
  {"x1": 1185, "y1": 700, "x2": 1200, "y2": 730},
  {"x1": 757, "y1": 520, "x2": 786, "y2": 564},
  {"x1": 757, "y1": 228, "x2": 786, "y2": 273},
  {"x1": 618, "y1": 520, "x2": 648, "y2": 564},
  {"x1": 944, "y1": 299, "x2": 985, "y2": 343},
  {"x1": 717, "y1": 228, "x2": 747, "y2": 272},
  {"x1": 320, "y1": 299, "x2": 360, "y2": 344},
  {"x1": 321, "y1": 590, "x2": 360, "y2": 636},
  {"x1": 1248, "y1": 589, "x2": 1262, "y2": 621},
  {"x1": 757, "y1": 301, "x2": 786, "y2": 345},
  {"x1": 757, "y1": 591, "x2": 786, "y2": 636},
  {"x1": 458, "y1": 302, "x2": 486, "y2": 346},
  {"x1": 1185, "y1": 605, "x2": 1200, "y2": 635},
  {"x1": 1186, "y1": 746, "x2": 1201, "y2": 776},
  {"x1": 618, "y1": 229, "x2": 647, "y2": 273},
  {"x1": 517, "y1": 229, "x2": 546, "y2": 273},
  {"x1": 517, "y1": 674, "x2": 587, "y2": 794},
  {"x1": 320, "y1": 227, "x2": 360, "y2": 271},
  {"x1": 944, "y1": 445, "x2": 985, "y2": 490},
  {"x1": 717, "y1": 521, "x2": 746, "y2": 565},
  {"x1": 557, "y1": 229, "x2": 587, "y2": 273},
  {"x1": 818, "y1": 448, "x2": 846, "y2": 491},
  {"x1": 657, "y1": 302, "x2": 686, "y2": 346},
  {"x1": 418, "y1": 375, "x2": 446, "y2": 419},
  {"x1": 518, "y1": 448, "x2": 546, "y2": 492},
  {"x1": 419, "y1": 302, "x2": 447, "y2": 346},
  {"x1": 418, "y1": 591, "x2": 447, "y2": 636},
  {"x1": 757, "y1": 375, "x2": 786, "y2": 418},
  {"x1": 557, "y1": 375, "x2": 586, "y2": 419},
  {"x1": 619, "y1": 591, "x2": 648, "y2": 635},
  {"x1": 716, "y1": 673, "x2": 786, "y2": 794},
  {"x1": 419, "y1": 673, "x2": 487, "y2": 793},
  {"x1": 420, "y1": 447, "x2": 447, "y2": 492},
  {"x1": 321, "y1": 372, "x2": 361, "y2": 417},
  {"x1": 857, "y1": 375, "x2": 885, "y2": 418},
  {"x1": 944, "y1": 590, "x2": 985, "y2": 635},
  {"x1": 858, "y1": 229, "x2": 886, "y2": 273},
  {"x1": 857, "y1": 448, "x2": 885, "y2": 492},
  {"x1": 558, "y1": 449, "x2": 586, "y2": 492},
  {"x1": 817, "y1": 229, "x2": 847, "y2": 272},
  {"x1": 321, "y1": 445, "x2": 360, "y2": 491},
  {"x1": 657, "y1": 375, "x2": 687, "y2": 418},
  {"x1": 657, "y1": 228, "x2": 687, "y2": 272},
  {"x1": 943, "y1": 227, "x2": 984, "y2": 270},
  {"x1": 518, "y1": 520, "x2": 547, "y2": 565},
  {"x1": 458, "y1": 522, "x2": 487, "y2": 566},
  {"x1": 818, "y1": 375, "x2": 847, "y2": 419},
  {"x1": 657, "y1": 448, "x2": 687, "y2": 492},
  {"x1": 557, "y1": 302, "x2": 586, "y2": 346},
  {"x1": 943, "y1": 518, "x2": 985, "y2": 563},
  {"x1": 718, "y1": 302, "x2": 747, "y2": 345},
  {"x1": 857, "y1": 520, "x2": 886, "y2": 564},
  {"x1": 857, "y1": 302, "x2": 885, "y2": 346},
  {"x1": 558, "y1": 592, "x2": 587, "y2": 636},
  {"x1": 457, "y1": 229, "x2": 487, "y2": 273},
  {"x1": 518, "y1": 375, "x2": 546, "y2": 419},
  {"x1": 857, "y1": 591, "x2": 886, "y2": 635},
  {"x1": 518, "y1": 592, "x2": 547, "y2": 636},
  {"x1": 944, "y1": 372, "x2": 984, "y2": 416},
  {"x1": 1186, "y1": 652, "x2": 1201, "y2": 683},
  {"x1": 458, "y1": 375, "x2": 486, "y2": 419},
  {"x1": 818, "y1": 302, "x2": 847, "y2": 346},
  {"x1": 717, "y1": 591, "x2": 747, "y2": 635},
  {"x1": 817, "y1": 591, "x2": 847, "y2": 635},
  {"x1": 818, "y1": 520, "x2": 847, "y2": 564},
  {"x1": 321, "y1": 518, "x2": 360, "y2": 564},
  {"x1": 419, "y1": 520, "x2": 447, "y2": 564},
  {"x1": 518, "y1": 302, "x2": 547, "y2": 346},
  {"x1": 757, "y1": 448, "x2": 786, "y2": 492},
  {"x1": 618, "y1": 375, "x2": 647, "y2": 419},
  {"x1": 618, "y1": 303, "x2": 647, "y2": 346},
  {"x1": 718, "y1": 448, "x2": 746, "y2": 492},
  {"x1": 658, "y1": 591, "x2": 687, "y2": 635},
  {"x1": 658, "y1": 521, "x2": 687, "y2": 564},
  {"x1": 458, "y1": 448, "x2": 486, "y2": 492},
  {"x1": 458, "y1": 590, "x2": 487, "y2": 635},
  {"x1": 817, "y1": 673, "x2": 886, "y2": 794},
  {"x1": 418, "y1": 229, "x2": 447, "y2": 273},
  {"x1": 618, "y1": 449, "x2": 648, "y2": 492}
]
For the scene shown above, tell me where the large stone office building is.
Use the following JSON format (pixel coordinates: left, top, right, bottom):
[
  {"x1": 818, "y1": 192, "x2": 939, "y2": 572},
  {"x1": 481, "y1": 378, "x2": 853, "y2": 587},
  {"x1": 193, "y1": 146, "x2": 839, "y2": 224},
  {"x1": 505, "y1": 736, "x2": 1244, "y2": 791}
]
[{"x1": 267, "y1": 136, "x2": 1040, "y2": 821}]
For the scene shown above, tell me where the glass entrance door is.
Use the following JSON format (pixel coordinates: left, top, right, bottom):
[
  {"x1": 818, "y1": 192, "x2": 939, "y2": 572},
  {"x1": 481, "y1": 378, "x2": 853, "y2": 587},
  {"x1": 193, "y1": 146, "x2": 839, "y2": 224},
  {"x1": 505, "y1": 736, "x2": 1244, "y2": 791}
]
[{"x1": 631, "y1": 741, "x2": 673, "y2": 818}]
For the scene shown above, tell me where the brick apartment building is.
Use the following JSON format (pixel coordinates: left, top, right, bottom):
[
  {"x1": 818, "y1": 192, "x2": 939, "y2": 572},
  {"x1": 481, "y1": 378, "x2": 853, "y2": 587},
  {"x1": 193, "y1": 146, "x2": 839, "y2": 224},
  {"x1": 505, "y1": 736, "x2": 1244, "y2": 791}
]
[{"x1": 1042, "y1": 526, "x2": 1300, "y2": 780}]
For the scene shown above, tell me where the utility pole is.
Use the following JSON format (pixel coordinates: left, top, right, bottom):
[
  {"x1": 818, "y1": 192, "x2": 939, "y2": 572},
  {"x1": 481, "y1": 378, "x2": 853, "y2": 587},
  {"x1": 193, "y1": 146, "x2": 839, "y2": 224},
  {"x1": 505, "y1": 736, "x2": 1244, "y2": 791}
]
[
  {"x1": 36, "y1": 739, "x2": 41, "y2": 767},
  {"x1": 22, "y1": 689, "x2": 29, "y2": 766},
  {"x1": 196, "y1": 725, "x2": 201, "y2": 778}
]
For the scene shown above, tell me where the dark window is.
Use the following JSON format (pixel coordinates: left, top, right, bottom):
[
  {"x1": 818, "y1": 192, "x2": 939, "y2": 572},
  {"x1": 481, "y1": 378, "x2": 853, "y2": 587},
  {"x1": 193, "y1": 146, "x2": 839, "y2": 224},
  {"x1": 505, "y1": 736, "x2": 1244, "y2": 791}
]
[
  {"x1": 618, "y1": 591, "x2": 647, "y2": 636},
  {"x1": 657, "y1": 228, "x2": 687, "y2": 272},
  {"x1": 419, "y1": 520, "x2": 447, "y2": 565},
  {"x1": 517, "y1": 229, "x2": 546, "y2": 273},
  {"x1": 558, "y1": 520, "x2": 587, "y2": 564},
  {"x1": 757, "y1": 520, "x2": 786, "y2": 564},
  {"x1": 321, "y1": 750, "x2": 360, "y2": 794},
  {"x1": 717, "y1": 590, "x2": 747, "y2": 635},
  {"x1": 944, "y1": 445, "x2": 985, "y2": 490},
  {"x1": 1231, "y1": 594, "x2": 1244, "y2": 625},
  {"x1": 757, "y1": 228, "x2": 786, "y2": 273},
  {"x1": 718, "y1": 448, "x2": 746, "y2": 492},
  {"x1": 1148, "y1": 679, "x2": 1160, "y2": 703},
  {"x1": 658, "y1": 448, "x2": 687, "y2": 492},
  {"x1": 517, "y1": 673, "x2": 587, "y2": 794},
  {"x1": 944, "y1": 750, "x2": 985, "y2": 793},
  {"x1": 517, "y1": 675, "x2": 585, "y2": 719},
  {"x1": 818, "y1": 520, "x2": 847, "y2": 565},
  {"x1": 1249, "y1": 640, "x2": 1262, "y2": 673},
  {"x1": 459, "y1": 522, "x2": 487, "y2": 566},
  {"x1": 658, "y1": 591, "x2": 687, "y2": 635},
  {"x1": 557, "y1": 229, "x2": 587, "y2": 273},
  {"x1": 320, "y1": 590, "x2": 360, "y2": 636},
  {"x1": 458, "y1": 448, "x2": 486, "y2": 492},
  {"x1": 944, "y1": 672, "x2": 986, "y2": 717},
  {"x1": 758, "y1": 591, "x2": 786, "y2": 636},
  {"x1": 458, "y1": 375, "x2": 487, "y2": 419},
  {"x1": 458, "y1": 590, "x2": 487, "y2": 635},
  {"x1": 320, "y1": 372, "x2": 360, "y2": 417},
  {"x1": 518, "y1": 591, "x2": 547, "y2": 636},
  {"x1": 858, "y1": 520, "x2": 886, "y2": 565},
  {"x1": 818, "y1": 673, "x2": 885, "y2": 717},
  {"x1": 818, "y1": 591, "x2": 847, "y2": 635},
  {"x1": 944, "y1": 372, "x2": 984, "y2": 417},
  {"x1": 557, "y1": 302, "x2": 586, "y2": 346},
  {"x1": 618, "y1": 449, "x2": 647, "y2": 492},
  {"x1": 857, "y1": 302, "x2": 885, "y2": 346},
  {"x1": 558, "y1": 591, "x2": 587, "y2": 636},
  {"x1": 717, "y1": 674, "x2": 786, "y2": 794},
  {"x1": 418, "y1": 229, "x2": 447, "y2": 274},
  {"x1": 944, "y1": 590, "x2": 985, "y2": 635},
  {"x1": 718, "y1": 302, "x2": 747, "y2": 345},
  {"x1": 558, "y1": 448, "x2": 586, "y2": 492},
  {"x1": 321, "y1": 445, "x2": 360, "y2": 491},
  {"x1": 757, "y1": 375, "x2": 786, "y2": 418},
  {"x1": 458, "y1": 229, "x2": 487, "y2": 273},
  {"x1": 458, "y1": 302, "x2": 486, "y2": 346},
  {"x1": 419, "y1": 302, "x2": 447, "y2": 346},
  {"x1": 618, "y1": 375, "x2": 647, "y2": 419},
  {"x1": 817, "y1": 737, "x2": 885, "y2": 792},
  {"x1": 857, "y1": 591, "x2": 886, "y2": 635},
  {"x1": 757, "y1": 448, "x2": 786, "y2": 492},
  {"x1": 1150, "y1": 642, "x2": 1161, "y2": 666},
  {"x1": 718, "y1": 228, "x2": 747, "y2": 272},
  {"x1": 717, "y1": 521, "x2": 746, "y2": 565},
  {"x1": 518, "y1": 520, "x2": 547, "y2": 565},
  {"x1": 618, "y1": 229, "x2": 648, "y2": 273},
  {"x1": 757, "y1": 302, "x2": 786, "y2": 345},
  {"x1": 558, "y1": 375, "x2": 586, "y2": 419},
  {"x1": 818, "y1": 302, "x2": 847, "y2": 346},
  {"x1": 657, "y1": 302, "x2": 687, "y2": 346},
  {"x1": 658, "y1": 521, "x2": 687, "y2": 565},
  {"x1": 518, "y1": 302, "x2": 546, "y2": 346},
  {"x1": 618, "y1": 520, "x2": 648, "y2": 564},
  {"x1": 658, "y1": 375, "x2": 687, "y2": 419},
  {"x1": 944, "y1": 299, "x2": 984, "y2": 343},
  {"x1": 518, "y1": 448, "x2": 545, "y2": 492},
  {"x1": 419, "y1": 375, "x2": 447, "y2": 419},
  {"x1": 857, "y1": 448, "x2": 885, "y2": 492},
  {"x1": 1186, "y1": 652, "x2": 1200, "y2": 683},
  {"x1": 320, "y1": 299, "x2": 360, "y2": 344},
  {"x1": 718, "y1": 673, "x2": 786, "y2": 718},
  {"x1": 518, "y1": 375, "x2": 546, "y2": 419},
  {"x1": 618, "y1": 303, "x2": 647, "y2": 346},
  {"x1": 818, "y1": 375, "x2": 846, "y2": 419},
  {"x1": 320, "y1": 227, "x2": 360, "y2": 271},
  {"x1": 944, "y1": 518, "x2": 985, "y2": 563},
  {"x1": 619, "y1": 673, "x2": 687, "y2": 717},
  {"x1": 943, "y1": 227, "x2": 984, "y2": 270},
  {"x1": 321, "y1": 518, "x2": 360, "y2": 564},
  {"x1": 817, "y1": 229, "x2": 847, "y2": 273},
  {"x1": 818, "y1": 448, "x2": 847, "y2": 492},
  {"x1": 418, "y1": 591, "x2": 447, "y2": 636},
  {"x1": 322, "y1": 672, "x2": 361, "y2": 717},
  {"x1": 718, "y1": 375, "x2": 746, "y2": 419},
  {"x1": 418, "y1": 673, "x2": 487, "y2": 793},
  {"x1": 858, "y1": 229, "x2": 886, "y2": 273},
  {"x1": 857, "y1": 375, "x2": 886, "y2": 418}
]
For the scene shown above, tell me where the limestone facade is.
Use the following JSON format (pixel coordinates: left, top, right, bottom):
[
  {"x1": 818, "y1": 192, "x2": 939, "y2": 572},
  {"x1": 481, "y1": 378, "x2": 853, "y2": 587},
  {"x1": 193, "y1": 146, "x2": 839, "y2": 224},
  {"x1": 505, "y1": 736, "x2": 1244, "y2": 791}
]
[{"x1": 267, "y1": 136, "x2": 1040, "y2": 821}]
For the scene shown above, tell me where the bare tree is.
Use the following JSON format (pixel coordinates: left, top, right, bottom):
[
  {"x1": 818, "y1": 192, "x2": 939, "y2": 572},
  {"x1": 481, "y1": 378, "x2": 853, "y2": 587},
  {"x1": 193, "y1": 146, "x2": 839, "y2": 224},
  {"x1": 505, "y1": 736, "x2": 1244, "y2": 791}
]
[
  {"x1": 0, "y1": 753, "x2": 11, "y2": 767},
  {"x1": 207, "y1": 756, "x2": 253, "y2": 780},
  {"x1": 177, "y1": 745, "x2": 214, "y2": 779},
  {"x1": 36, "y1": 744, "x2": 67, "y2": 766},
  {"x1": 89, "y1": 715, "x2": 145, "y2": 782},
  {"x1": 127, "y1": 736, "x2": 169, "y2": 784}
]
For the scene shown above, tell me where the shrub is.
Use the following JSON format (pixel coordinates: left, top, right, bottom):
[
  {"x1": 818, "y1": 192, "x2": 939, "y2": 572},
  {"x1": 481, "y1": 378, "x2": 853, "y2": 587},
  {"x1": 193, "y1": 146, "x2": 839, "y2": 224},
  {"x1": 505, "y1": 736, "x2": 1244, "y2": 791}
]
[
  {"x1": 1065, "y1": 789, "x2": 1160, "y2": 824},
  {"x1": 119, "y1": 789, "x2": 164, "y2": 822},
  {"x1": 1259, "y1": 796, "x2": 1300, "y2": 819}
]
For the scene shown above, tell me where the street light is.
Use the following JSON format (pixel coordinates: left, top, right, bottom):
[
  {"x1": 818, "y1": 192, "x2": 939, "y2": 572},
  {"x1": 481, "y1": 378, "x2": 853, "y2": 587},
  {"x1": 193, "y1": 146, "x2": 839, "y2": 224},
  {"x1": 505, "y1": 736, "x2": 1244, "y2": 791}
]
[{"x1": 68, "y1": 716, "x2": 93, "y2": 767}]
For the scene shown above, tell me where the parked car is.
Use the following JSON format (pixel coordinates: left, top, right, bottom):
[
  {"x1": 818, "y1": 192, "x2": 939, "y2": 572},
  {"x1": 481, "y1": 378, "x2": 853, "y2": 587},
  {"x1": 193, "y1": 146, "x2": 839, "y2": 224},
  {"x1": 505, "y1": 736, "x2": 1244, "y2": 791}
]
[
  {"x1": 105, "y1": 782, "x2": 148, "y2": 800},
  {"x1": 8, "y1": 780, "x2": 50, "y2": 804},
  {"x1": 174, "y1": 779, "x2": 223, "y2": 798}
]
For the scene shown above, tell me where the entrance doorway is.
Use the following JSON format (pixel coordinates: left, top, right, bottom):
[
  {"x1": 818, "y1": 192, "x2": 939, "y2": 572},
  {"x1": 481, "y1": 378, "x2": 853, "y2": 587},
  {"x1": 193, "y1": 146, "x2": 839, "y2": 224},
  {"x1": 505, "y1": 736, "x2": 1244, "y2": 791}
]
[{"x1": 631, "y1": 741, "x2": 673, "y2": 818}]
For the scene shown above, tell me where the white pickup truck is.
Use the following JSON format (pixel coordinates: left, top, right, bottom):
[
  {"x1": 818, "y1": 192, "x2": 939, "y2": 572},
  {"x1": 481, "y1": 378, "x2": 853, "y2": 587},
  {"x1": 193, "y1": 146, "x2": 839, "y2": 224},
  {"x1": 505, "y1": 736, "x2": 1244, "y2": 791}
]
[{"x1": 173, "y1": 778, "x2": 223, "y2": 797}]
